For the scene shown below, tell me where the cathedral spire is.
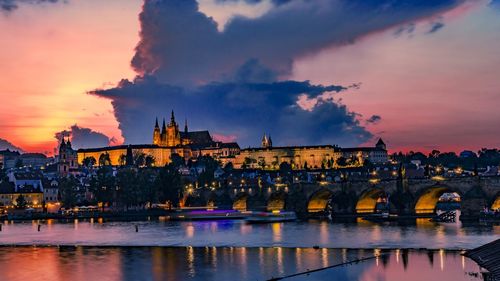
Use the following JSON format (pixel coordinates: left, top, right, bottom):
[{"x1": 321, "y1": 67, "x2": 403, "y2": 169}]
[
  {"x1": 170, "y1": 110, "x2": 176, "y2": 125},
  {"x1": 155, "y1": 117, "x2": 159, "y2": 128},
  {"x1": 162, "y1": 118, "x2": 166, "y2": 132},
  {"x1": 184, "y1": 118, "x2": 188, "y2": 134}
]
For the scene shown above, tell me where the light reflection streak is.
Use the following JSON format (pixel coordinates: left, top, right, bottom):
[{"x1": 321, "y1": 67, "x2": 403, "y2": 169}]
[
  {"x1": 439, "y1": 249, "x2": 444, "y2": 271},
  {"x1": 272, "y1": 223, "x2": 282, "y2": 242},
  {"x1": 187, "y1": 246, "x2": 195, "y2": 277},
  {"x1": 211, "y1": 247, "x2": 217, "y2": 269},
  {"x1": 276, "y1": 247, "x2": 284, "y2": 275},
  {"x1": 295, "y1": 248, "x2": 302, "y2": 270},
  {"x1": 321, "y1": 248, "x2": 328, "y2": 268}
]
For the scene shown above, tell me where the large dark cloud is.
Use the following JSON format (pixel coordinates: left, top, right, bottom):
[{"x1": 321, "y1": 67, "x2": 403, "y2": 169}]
[
  {"x1": 55, "y1": 125, "x2": 112, "y2": 149},
  {"x1": 93, "y1": 0, "x2": 465, "y2": 147},
  {"x1": 0, "y1": 138, "x2": 23, "y2": 152},
  {"x1": 131, "y1": 0, "x2": 464, "y2": 85},
  {"x1": 0, "y1": 0, "x2": 60, "y2": 12},
  {"x1": 93, "y1": 76, "x2": 368, "y2": 146}
]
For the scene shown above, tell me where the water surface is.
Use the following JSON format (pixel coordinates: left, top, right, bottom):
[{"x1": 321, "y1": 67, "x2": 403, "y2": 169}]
[
  {"x1": 0, "y1": 219, "x2": 498, "y2": 249},
  {"x1": 0, "y1": 247, "x2": 484, "y2": 281}
]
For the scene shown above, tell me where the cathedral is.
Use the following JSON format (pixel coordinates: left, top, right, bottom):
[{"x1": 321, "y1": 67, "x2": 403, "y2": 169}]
[
  {"x1": 77, "y1": 111, "x2": 240, "y2": 167},
  {"x1": 153, "y1": 111, "x2": 213, "y2": 147}
]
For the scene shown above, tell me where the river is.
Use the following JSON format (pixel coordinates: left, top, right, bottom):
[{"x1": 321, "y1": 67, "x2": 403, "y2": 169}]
[{"x1": 0, "y1": 218, "x2": 498, "y2": 280}]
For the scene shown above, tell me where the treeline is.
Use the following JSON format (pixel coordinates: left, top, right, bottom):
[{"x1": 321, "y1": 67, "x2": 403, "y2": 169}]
[
  {"x1": 391, "y1": 148, "x2": 500, "y2": 170},
  {"x1": 61, "y1": 155, "x2": 224, "y2": 209},
  {"x1": 60, "y1": 164, "x2": 183, "y2": 209}
]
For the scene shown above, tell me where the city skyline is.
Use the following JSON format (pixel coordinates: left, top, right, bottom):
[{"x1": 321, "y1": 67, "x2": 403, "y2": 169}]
[{"x1": 1, "y1": 0, "x2": 500, "y2": 155}]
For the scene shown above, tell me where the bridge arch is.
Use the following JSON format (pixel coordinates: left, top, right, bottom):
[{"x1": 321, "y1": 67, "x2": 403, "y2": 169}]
[
  {"x1": 307, "y1": 188, "x2": 334, "y2": 213},
  {"x1": 413, "y1": 185, "x2": 462, "y2": 215},
  {"x1": 491, "y1": 192, "x2": 500, "y2": 210},
  {"x1": 233, "y1": 192, "x2": 249, "y2": 211},
  {"x1": 267, "y1": 191, "x2": 287, "y2": 211},
  {"x1": 355, "y1": 187, "x2": 388, "y2": 214}
]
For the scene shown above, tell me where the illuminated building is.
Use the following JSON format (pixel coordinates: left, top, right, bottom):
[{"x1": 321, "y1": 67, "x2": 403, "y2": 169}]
[
  {"x1": 77, "y1": 111, "x2": 240, "y2": 167},
  {"x1": 58, "y1": 138, "x2": 79, "y2": 176},
  {"x1": 77, "y1": 113, "x2": 387, "y2": 169}
]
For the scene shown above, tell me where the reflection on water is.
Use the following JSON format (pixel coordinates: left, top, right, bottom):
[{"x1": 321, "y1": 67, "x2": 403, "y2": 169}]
[
  {"x1": 0, "y1": 219, "x2": 498, "y2": 249},
  {"x1": 0, "y1": 247, "x2": 484, "y2": 281}
]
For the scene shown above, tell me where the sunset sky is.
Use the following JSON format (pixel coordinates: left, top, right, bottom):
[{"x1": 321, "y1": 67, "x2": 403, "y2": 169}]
[{"x1": 1, "y1": 0, "x2": 499, "y2": 155}]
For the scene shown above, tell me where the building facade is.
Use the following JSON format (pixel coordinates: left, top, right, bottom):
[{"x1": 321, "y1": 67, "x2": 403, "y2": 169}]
[
  {"x1": 78, "y1": 111, "x2": 239, "y2": 167},
  {"x1": 76, "y1": 113, "x2": 388, "y2": 169},
  {"x1": 58, "y1": 138, "x2": 79, "y2": 176}
]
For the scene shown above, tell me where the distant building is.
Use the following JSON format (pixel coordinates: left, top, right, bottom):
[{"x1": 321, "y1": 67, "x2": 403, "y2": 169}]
[
  {"x1": 0, "y1": 179, "x2": 43, "y2": 209},
  {"x1": 58, "y1": 138, "x2": 78, "y2": 176},
  {"x1": 341, "y1": 138, "x2": 388, "y2": 164},
  {"x1": 233, "y1": 144, "x2": 341, "y2": 170},
  {"x1": 8, "y1": 171, "x2": 44, "y2": 192},
  {"x1": 0, "y1": 150, "x2": 21, "y2": 169},
  {"x1": 19, "y1": 153, "x2": 49, "y2": 169}
]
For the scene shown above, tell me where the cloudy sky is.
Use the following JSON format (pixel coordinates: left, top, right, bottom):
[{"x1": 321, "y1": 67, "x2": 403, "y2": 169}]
[{"x1": 0, "y1": 0, "x2": 499, "y2": 154}]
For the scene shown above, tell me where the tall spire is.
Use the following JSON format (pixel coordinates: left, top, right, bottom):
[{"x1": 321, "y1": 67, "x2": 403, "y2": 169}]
[
  {"x1": 170, "y1": 110, "x2": 176, "y2": 125},
  {"x1": 184, "y1": 118, "x2": 188, "y2": 134},
  {"x1": 155, "y1": 117, "x2": 159, "y2": 128},
  {"x1": 162, "y1": 118, "x2": 166, "y2": 132}
]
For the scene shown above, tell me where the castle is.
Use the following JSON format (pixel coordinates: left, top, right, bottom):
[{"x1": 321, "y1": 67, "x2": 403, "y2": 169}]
[
  {"x1": 75, "y1": 111, "x2": 388, "y2": 169},
  {"x1": 77, "y1": 111, "x2": 240, "y2": 167}
]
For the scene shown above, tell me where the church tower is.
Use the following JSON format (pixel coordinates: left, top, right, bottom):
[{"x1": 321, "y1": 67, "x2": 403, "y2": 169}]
[
  {"x1": 153, "y1": 118, "x2": 161, "y2": 145},
  {"x1": 376, "y1": 138, "x2": 386, "y2": 150},
  {"x1": 166, "y1": 110, "x2": 181, "y2": 146},
  {"x1": 161, "y1": 118, "x2": 167, "y2": 145},
  {"x1": 262, "y1": 133, "x2": 271, "y2": 148},
  {"x1": 58, "y1": 137, "x2": 78, "y2": 177}
]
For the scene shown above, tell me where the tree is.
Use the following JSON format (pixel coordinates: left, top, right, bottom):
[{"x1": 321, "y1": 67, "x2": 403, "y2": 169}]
[
  {"x1": 279, "y1": 162, "x2": 292, "y2": 174},
  {"x1": 138, "y1": 168, "x2": 158, "y2": 206},
  {"x1": 15, "y1": 194, "x2": 27, "y2": 209},
  {"x1": 59, "y1": 176, "x2": 79, "y2": 208},
  {"x1": 145, "y1": 155, "x2": 156, "y2": 167},
  {"x1": 243, "y1": 157, "x2": 256, "y2": 169},
  {"x1": 336, "y1": 157, "x2": 347, "y2": 167},
  {"x1": 83, "y1": 156, "x2": 97, "y2": 168},
  {"x1": 223, "y1": 162, "x2": 234, "y2": 172},
  {"x1": 258, "y1": 158, "x2": 266, "y2": 170},
  {"x1": 98, "y1": 153, "x2": 111, "y2": 166},
  {"x1": 155, "y1": 164, "x2": 182, "y2": 208},
  {"x1": 170, "y1": 153, "x2": 184, "y2": 168},
  {"x1": 118, "y1": 154, "x2": 127, "y2": 166},
  {"x1": 89, "y1": 166, "x2": 116, "y2": 209},
  {"x1": 116, "y1": 168, "x2": 142, "y2": 209},
  {"x1": 133, "y1": 152, "x2": 146, "y2": 167},
  {"x1": 303, "y1": 161, "x2": 309, "y2": 171},
  {"x1": 197, "y1": 155, "x2": 221, "y2": 186}
]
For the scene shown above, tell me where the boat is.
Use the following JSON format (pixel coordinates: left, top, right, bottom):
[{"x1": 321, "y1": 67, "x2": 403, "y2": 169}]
[
  {"x1": 245, "y1": 211, "x2": 297, "y2": 223},
  {"x1": 170, "y1": 209, "x2": 248, "y2": 221}
]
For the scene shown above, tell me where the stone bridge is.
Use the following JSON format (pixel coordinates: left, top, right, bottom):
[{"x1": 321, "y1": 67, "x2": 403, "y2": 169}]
[{"x1": 186, "y1": 176, "x2": 500, "y2": 218}]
